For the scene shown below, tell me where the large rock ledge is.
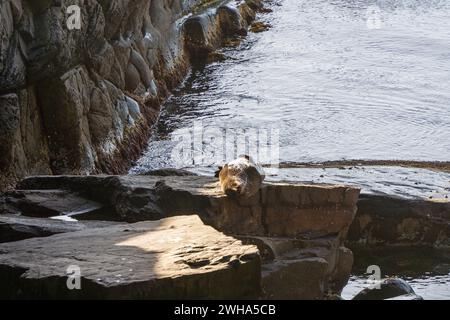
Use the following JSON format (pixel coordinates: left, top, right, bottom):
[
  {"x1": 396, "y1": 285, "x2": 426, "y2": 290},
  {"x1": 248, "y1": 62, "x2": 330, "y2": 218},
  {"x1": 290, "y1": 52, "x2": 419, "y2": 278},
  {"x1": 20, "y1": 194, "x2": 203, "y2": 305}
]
[
  {"x1": 0, "y1": 215, "x2": 261, "y2": 299},
  {"x1": 0, "y1": 174, "x2": 360, "y2": 299},
  {"x1": 347, "y1": 194, "x2": 450, "y2": 248},
  {"x1": 265, "y1": 166, "x2": 450, "y2": 248}
]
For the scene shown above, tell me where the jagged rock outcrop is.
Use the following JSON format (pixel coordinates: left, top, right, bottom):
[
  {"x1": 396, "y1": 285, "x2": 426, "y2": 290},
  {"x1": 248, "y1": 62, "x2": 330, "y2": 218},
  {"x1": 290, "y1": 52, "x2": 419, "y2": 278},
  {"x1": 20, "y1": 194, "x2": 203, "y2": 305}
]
[
  {"x1": 0, "y1": 215, "x2": 261, "y2": 299},
  {"x1": 1, "y1": 174, "x2": 360, "y2": 299},
  {"x1": 0, "y1": 0, "x2": 266, "y2": 191}
]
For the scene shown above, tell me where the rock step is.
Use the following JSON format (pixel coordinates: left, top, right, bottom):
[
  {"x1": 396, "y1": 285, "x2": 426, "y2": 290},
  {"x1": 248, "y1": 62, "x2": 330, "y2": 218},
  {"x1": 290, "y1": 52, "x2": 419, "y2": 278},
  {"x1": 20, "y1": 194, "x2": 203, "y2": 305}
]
[
  {"x1": 0, "y1": 215, "x2": 261, "y2": 299},
  {"x1": 237, "y1": 235, "x2": 353, "y2": 298},
  {"x1": 12, "y1": 175, "x2": 361, "y2": 238},
  {"x1": 0, "y1": 214, "x2": 120, "y2": 243},
  {"x1": 1, "y1": 189, "x2": 108, "y2": 220},
  {"x1": 348, "y1": 194, "x2": 450, "y2": 247},
  {"x1": 262, "y1": 257, "x2": 329, "y2": 300}
]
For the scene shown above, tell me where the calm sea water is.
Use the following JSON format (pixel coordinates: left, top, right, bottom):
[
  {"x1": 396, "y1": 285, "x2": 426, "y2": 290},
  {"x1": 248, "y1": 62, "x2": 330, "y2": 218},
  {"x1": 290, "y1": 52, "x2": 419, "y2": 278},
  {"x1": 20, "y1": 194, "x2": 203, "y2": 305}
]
[
  {"x1": 133, "y1": 0, "x2": 450, "y2": 171},
  {"x1": 132, "y1": 0, "x2": 450, "y2": 298}
]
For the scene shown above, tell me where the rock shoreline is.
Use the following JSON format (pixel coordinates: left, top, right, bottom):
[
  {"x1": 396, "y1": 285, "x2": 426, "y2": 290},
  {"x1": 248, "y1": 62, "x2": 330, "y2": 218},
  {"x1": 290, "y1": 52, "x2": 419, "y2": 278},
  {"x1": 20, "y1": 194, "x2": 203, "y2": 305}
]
[
  {"x1": 0, "y1": 174, "x2": 360, "y2": 299},
  {"x1": 2, "y1": 171, "x2": 447, "y2": 299},
  {"x1": 0, "y1": 0, "x2": 268, "y2": 191}
]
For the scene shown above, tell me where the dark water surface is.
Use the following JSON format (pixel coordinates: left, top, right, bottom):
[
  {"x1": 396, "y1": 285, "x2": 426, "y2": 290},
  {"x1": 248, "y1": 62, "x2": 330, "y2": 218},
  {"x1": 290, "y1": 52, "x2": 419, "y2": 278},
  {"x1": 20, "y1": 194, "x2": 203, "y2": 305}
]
[
  {"x1": 132, "y1": 0, "x2": 450, "y2": 299},
  {"x1": 341, "y1": 247, "x2": 450, "y2": 300}
]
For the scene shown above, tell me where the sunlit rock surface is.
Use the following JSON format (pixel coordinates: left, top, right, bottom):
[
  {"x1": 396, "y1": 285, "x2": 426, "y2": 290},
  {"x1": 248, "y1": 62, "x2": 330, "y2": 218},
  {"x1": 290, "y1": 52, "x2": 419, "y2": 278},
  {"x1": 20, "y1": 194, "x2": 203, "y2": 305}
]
[{"x1": 0, "y1": 215, "x2": 261, "y2": 299}]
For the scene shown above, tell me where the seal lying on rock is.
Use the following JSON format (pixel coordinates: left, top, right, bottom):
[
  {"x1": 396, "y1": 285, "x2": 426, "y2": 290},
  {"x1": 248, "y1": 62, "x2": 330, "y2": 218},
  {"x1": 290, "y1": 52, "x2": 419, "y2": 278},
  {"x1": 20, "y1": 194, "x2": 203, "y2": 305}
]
[{"x1": 215, "y1": 155, "x2": 265, "y2": 198}]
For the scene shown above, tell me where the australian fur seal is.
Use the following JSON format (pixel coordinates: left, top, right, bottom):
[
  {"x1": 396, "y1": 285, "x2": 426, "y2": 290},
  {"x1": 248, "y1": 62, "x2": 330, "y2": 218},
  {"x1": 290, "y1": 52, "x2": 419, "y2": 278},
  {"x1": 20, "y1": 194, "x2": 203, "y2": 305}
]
[{"x1": 215, "y1": 155, "x2": 265, "y2": 198}]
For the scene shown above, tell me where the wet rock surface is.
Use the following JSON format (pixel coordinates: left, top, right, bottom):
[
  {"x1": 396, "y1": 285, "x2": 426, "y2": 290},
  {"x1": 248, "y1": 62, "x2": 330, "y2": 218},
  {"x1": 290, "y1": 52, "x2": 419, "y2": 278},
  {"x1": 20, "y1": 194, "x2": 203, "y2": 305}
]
[
  {"x1": 263, "y1": 166, "x2": 450, "y2": 247},
  {"x1": 385, "y1": 293, "x2": 424, "y2": 300},
  {"x1": 263, "y1": 167, "x2": 450, "y2": 299},
  {"x1": 139, "y1": 168, "x2": 198, "y2": 177},
  {"x1": 352, "y1": 278, "x2": 419, "y2": 300},
  {"x1": 0, "y1": 215, "x2": 261, "y2": 299},
  {"x1": 342, "y1": 245, "x2": 450, "y2": 300},
  {"x1": 0, "y1": 174, "x2": 360, "y2": 299},
  {"x1": 264, "y1": 166, "x2": 450, "y2": 202}
]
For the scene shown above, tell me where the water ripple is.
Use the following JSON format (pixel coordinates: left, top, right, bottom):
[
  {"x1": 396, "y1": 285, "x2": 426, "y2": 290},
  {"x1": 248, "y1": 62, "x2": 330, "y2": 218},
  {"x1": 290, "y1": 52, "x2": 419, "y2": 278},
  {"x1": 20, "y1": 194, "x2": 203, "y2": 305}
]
[{"x1": 134, "y1": 0, "x2": 450, "y2": 166}]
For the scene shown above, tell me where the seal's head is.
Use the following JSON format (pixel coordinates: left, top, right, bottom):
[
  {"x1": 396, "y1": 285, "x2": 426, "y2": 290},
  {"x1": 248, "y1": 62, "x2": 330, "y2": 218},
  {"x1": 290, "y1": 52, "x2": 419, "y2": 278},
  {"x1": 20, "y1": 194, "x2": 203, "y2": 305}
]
[{"x1": 216, "y1": 155, "x2": 265, "y2": 198}]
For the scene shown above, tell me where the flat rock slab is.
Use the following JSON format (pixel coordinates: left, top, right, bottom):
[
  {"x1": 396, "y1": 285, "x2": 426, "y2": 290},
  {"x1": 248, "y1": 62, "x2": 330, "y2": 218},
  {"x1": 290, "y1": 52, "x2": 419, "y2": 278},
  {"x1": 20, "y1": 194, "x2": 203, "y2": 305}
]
[
  {"x1": 264, "y1": 166, "x2": 450, "y2": 201},
  {"x1": 2, "y1": 189, "x2": 106, "y2": 218},
  {"x1": 0, "y1": 214, "x2": 119, "y2": 243},
  {"x1": 14, "y1": 175, "x2": 361, "y2": 238},
  {"x1": 0, "y1": 215, "x2": 260, "y2": 299},
  {"x1": 260, "y1": 166, "x2": 450, "y2": 246},
  {"x1": 347, "y1": 194, "x2": 450, "y2": 246}
]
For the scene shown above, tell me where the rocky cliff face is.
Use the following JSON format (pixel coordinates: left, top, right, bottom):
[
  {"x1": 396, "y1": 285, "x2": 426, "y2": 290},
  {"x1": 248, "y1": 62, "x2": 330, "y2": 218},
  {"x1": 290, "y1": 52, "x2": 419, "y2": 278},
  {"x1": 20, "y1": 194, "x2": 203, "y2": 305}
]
[{"x1": 0, "y1": 0, "x2": 262, "y2": 191}]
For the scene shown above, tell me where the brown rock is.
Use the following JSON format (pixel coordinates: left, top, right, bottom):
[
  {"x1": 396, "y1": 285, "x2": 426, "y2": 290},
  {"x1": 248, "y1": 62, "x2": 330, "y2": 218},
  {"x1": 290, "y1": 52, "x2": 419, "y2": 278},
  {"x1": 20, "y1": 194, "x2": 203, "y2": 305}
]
[
  {"x1": 262, "y1": 257, "x2": 328, "y2": 299},
  {"x1": 239, "y1": 235, "x2": 355, "y2": 298},
  {"x1": 13, "y1": 175, "x2": 361, "y2": 238},
  {"x1": 250, "y1": 21, "x2": 271, "y2": 33},
  {"x1": 330, "y1": 247, "x2": 354, "y2": 292},
  {"x1": 0, "y1": 214, "x2": 119, "y2": 243},
  {"x1": 0, "y1": 215, "x2": 261, "y2": 299},
  {"x1": 348, "y1": 194, "x2": 450, "y2": 247},
  {"x1": 2, "y1": 174, "x2": 361, "y2": 298}
]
